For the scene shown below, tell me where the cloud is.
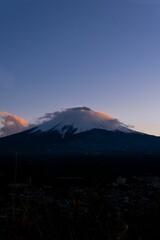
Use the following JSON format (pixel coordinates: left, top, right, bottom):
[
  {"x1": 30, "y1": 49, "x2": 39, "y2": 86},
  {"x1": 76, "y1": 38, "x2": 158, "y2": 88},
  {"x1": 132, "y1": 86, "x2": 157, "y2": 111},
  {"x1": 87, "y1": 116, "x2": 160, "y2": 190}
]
[
  {"x1": 38, "y1": 112, "x2": 55, "y2": 121},
  {"x1": 37, "y1": 107, "x2": 133, "y2": 133},
  {"x1": 0, "y1": 112, "x2": 29, "y2": 137}
]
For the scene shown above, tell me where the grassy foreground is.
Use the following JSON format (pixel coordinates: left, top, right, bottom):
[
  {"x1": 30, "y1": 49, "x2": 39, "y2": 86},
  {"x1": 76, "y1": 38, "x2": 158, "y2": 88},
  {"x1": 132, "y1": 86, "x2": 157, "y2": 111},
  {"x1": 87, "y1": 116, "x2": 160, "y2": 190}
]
[{"x1": 0, "y1": 175, "x2": 160, "y2": 240}]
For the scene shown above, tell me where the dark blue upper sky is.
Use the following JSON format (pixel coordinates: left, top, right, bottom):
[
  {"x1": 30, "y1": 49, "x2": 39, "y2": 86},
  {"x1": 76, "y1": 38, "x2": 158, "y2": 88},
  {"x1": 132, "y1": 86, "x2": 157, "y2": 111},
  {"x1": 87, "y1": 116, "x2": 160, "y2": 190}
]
[{"x1": 0, "y1": 0, "x2": 160, "y2": 135}]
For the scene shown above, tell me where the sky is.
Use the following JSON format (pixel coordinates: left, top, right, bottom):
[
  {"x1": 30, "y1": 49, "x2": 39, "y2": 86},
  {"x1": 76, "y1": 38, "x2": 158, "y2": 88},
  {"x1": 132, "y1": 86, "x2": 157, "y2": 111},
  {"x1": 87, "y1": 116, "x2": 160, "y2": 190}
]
[{"x1": 0, "y1": 0, "x2": 160, "y2": 136}]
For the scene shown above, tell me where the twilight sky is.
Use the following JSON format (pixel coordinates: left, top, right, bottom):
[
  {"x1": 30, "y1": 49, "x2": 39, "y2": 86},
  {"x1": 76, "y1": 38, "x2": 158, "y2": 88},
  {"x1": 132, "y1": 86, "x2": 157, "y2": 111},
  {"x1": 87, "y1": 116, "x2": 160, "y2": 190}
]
[{"x1": 0, "y1": 0, "x2": 160, "y2": 136}]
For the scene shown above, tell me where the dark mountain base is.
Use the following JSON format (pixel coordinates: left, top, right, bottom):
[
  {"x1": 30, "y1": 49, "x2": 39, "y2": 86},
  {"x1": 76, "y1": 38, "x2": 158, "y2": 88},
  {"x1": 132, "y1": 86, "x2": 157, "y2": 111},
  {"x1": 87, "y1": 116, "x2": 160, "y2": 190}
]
[{"x1": 0, "y1": 152, "x2": 160, "y2": 183}]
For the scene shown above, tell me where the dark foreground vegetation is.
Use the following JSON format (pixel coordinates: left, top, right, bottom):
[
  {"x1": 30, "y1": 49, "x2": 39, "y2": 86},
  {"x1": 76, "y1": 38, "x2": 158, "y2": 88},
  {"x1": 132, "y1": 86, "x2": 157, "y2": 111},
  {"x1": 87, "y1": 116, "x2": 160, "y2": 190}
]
[{"x1": 1, "y1": 153, "x2": 160, "y2": 239}]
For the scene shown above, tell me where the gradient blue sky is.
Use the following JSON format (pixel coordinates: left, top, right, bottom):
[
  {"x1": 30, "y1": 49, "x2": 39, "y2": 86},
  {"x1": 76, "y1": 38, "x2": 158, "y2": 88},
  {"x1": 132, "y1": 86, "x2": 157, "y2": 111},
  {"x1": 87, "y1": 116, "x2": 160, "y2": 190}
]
[{"x1": 0, "y1": 0, "x2": 160, "y2": 135}]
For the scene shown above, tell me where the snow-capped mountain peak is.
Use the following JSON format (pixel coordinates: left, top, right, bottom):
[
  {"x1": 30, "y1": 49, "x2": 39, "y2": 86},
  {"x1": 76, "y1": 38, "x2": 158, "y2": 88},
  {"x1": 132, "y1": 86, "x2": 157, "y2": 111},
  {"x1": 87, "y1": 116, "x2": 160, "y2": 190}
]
[{"x1": 32, "y1": 107, "x2": 132, "y2": 136}]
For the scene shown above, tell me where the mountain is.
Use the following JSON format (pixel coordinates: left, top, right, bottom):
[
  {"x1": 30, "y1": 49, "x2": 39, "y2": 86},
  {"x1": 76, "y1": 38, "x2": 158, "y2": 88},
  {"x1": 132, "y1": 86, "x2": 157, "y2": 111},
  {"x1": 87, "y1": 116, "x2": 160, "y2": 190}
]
[
  {"x1": 0, "y1": 106, "x2": 160, "y2": 178},
  {"x1": 0, "y1": 106, "x2": 160, "y2": 157}
]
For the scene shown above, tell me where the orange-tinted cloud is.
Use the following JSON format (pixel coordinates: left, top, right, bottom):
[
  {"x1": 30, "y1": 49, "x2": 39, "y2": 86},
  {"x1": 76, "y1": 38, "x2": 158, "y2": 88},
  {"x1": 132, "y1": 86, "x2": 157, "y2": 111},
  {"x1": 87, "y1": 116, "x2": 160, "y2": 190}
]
[
  {"x1": 0, "y1": 112, "x2": 29, "y2": 137},
  {"x1": 96, "y1": 111, "x2": 113, "y2": 120}
]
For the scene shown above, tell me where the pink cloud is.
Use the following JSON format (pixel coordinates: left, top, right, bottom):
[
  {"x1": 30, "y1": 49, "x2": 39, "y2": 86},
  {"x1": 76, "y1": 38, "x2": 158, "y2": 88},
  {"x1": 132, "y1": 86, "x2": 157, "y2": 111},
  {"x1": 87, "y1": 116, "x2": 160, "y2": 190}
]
[{"x1": 0, "y1": 112, "x2": 29, "y2": 137}]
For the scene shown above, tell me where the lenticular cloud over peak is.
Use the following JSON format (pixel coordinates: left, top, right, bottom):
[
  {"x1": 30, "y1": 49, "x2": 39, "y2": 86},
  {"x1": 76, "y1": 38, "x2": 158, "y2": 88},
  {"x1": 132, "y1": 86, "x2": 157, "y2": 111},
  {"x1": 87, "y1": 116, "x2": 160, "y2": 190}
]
[
  {"x1": 36, "y1": 106, "x2": 132, "y2": 134},
  {"x1": 0, "y1": 112, "x2": 29, "y2": 137}
]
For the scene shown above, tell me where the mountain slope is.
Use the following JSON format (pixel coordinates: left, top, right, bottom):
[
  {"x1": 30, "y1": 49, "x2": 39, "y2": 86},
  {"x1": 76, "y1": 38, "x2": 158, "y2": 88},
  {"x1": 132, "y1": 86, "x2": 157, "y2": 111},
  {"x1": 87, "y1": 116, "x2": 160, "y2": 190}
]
[
  {"x1": 0, "y1": 126, "x2": 159, "y2": 155},
  {"x1": 0, "y1": 106, "x2": 160, "y2": 155}
]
